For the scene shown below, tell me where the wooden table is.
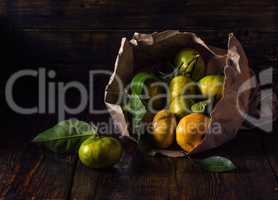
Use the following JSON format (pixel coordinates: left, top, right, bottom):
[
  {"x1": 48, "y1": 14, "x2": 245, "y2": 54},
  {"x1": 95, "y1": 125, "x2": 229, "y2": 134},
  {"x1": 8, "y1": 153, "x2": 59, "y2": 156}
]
[{"x1": 1, "y1": 0, "x2": 278, "y2": 199}]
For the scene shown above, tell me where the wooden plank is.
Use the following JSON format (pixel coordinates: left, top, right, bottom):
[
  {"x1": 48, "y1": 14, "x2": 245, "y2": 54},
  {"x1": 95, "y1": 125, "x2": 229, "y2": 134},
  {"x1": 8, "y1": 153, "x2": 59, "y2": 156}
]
[
  {"x1": 263, "y1": 124, "x2": 278, "y2": 184},
  {"x1": 70, "y1": 130, "x2": 278, "y2": 199},
  {"x1": 0, "y1": 146, "x2": 76, "y2": 200},
  {"x1": 69, "y1": 162, "x2": 99, "y2": 200},
  {"x1": 1, "y1": 62, "x2": 112, "y2": 135},
  {"x1": 0, "y1": 115, "x2": 77, "y2": 200},
  {"x1": 70, "y1": 154, "x2": 178, "y2": 200},
  {"x1": 0, "y1": 142, "x2": 25, "y2": 198},
  {"x1": 175, "y1": 130, "x2": 278, "y2": 199},
  {"x1": 2, "y1": 0, "x2": 278, "y2": 31},
  {"x1": 1, "y1": 29, "x2": 278, "y2": 65},
  {"x1": 0, "y1": 29, "x2": 122, "y2": 65},
  {"x1": 259, "y1": 68, "x2": 278, "y2": 183}
]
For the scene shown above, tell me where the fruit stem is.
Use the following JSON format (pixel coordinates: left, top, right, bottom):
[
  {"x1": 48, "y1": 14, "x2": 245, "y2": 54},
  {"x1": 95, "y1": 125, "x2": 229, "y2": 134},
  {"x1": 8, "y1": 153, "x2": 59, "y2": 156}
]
[{"x1": 179, "y1": 54, "x2": 200, "y2": 78}]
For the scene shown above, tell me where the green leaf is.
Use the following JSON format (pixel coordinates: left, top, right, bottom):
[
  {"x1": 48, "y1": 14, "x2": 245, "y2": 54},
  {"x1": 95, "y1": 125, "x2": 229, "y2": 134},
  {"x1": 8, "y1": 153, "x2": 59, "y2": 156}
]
[
  {"x1": 125, "y1": 95, "x2": 147, "y2": 136},
  {"x1": 130, "y1": 72, "x2": 159, "y2": 95},
  {"x1": 125, "y1": 73, "x2": 159, "y2": 139},
  {"x1": 191, "y1": 100, "x2": 210, "y2": 113},
  {"x1": 196, "y1": 156, "x2": 237, "y2": 172},
  {"x1": 32, "y1": 119, "x2": 96, "y2": 154}
]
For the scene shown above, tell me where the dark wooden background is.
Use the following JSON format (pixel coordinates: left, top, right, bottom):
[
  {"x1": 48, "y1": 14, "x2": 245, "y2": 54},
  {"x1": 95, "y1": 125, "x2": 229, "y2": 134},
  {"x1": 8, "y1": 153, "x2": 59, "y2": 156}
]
[{"x1": 1, "y1": 0, "x2": 278, "y2": 199}]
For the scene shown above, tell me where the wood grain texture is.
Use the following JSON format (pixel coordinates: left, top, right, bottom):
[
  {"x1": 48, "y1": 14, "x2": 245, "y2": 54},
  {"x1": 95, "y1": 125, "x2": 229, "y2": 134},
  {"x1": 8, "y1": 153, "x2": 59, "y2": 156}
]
[
  {"x1": 0, "y1": 144, "x2": 25, "y2": 198},
  {"x1": 1, "y1": 27, "x2": 278, "y2": 66},
  {"x1": 0, "y1": 115, "x2": 76, "y2": 200},
  {"x1": 1, "y1": 0, "x2": 278, "y2": 199},
  {"x1": 71, "y1": 154, "x2": 178, "y2": 200},
  {"x1": 0, "y1": 147, "x2": 75, "y2": 200},
  {"x1": 176, "y1": 131, "x2": 278, "y2": 200},
  {"x1": 2, "y1": 0, "x2": 278, "y2": 31},
  {"x1": 70, "y1": 131, "x2": 278, "y2": 200},
  {"x1": 263, "y1": 122, "x2": 278, "y2": 183}
]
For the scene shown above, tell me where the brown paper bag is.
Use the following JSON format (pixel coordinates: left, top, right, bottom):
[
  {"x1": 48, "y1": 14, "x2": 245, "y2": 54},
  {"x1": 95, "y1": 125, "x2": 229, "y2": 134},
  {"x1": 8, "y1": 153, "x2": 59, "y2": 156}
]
[{"x1": 105, "y1": 30, "x2": 254, "y2": 157}]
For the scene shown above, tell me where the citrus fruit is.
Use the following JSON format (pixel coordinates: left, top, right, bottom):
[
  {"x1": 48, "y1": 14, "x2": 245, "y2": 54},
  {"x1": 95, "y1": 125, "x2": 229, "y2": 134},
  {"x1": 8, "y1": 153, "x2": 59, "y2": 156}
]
[
  {"x1": 175, "y1": 48, "x2": 206, "y2": 81},
  {"x1": 199, "y1": 75, "x2": 224, "y2": 99},
  {"x1": 169, "y1": 75, "x2": 195, "y2": 118},
  {"x1": 146, "y1": 80, "x2": 166, "y2": 111},
  {"x1": 78, "y1": 137, "x2": 123, "y2": 169},
  {"x1": 169, "y1": 96, "x2": 193, "y2": 118},
  {"x1": 152, "y1": 110, "x2": 177, "y2": 148},
  {"x1": 176, "y1": 113, "x2": 210, "y2": 152},
  {"x1": 169, "y1": 75, "x2": 195, "y2": 102}
]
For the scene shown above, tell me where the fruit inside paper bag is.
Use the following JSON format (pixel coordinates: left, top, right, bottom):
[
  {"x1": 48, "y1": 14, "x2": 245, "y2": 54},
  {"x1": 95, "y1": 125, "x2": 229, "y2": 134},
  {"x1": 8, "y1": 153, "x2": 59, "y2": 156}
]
[{"x1": 105, "y1": 31, "x2": 258, "y2": 157}]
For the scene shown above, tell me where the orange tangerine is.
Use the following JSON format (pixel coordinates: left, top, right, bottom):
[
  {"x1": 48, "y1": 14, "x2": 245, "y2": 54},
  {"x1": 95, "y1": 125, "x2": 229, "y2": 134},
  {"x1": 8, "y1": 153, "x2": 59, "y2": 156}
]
[{"x1": 176, "y1": 113, "x2": 210, "y2": 152}]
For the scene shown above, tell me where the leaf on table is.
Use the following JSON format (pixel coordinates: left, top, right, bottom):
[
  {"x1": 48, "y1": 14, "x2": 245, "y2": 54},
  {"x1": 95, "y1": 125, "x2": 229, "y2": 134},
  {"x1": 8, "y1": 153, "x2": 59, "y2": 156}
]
[
  {"x1": 32, "y1": 119, "x2": 96, "y2": 154},
  {"x1": 196, "y1": 156, "x2": 237, "y2": 172}
]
